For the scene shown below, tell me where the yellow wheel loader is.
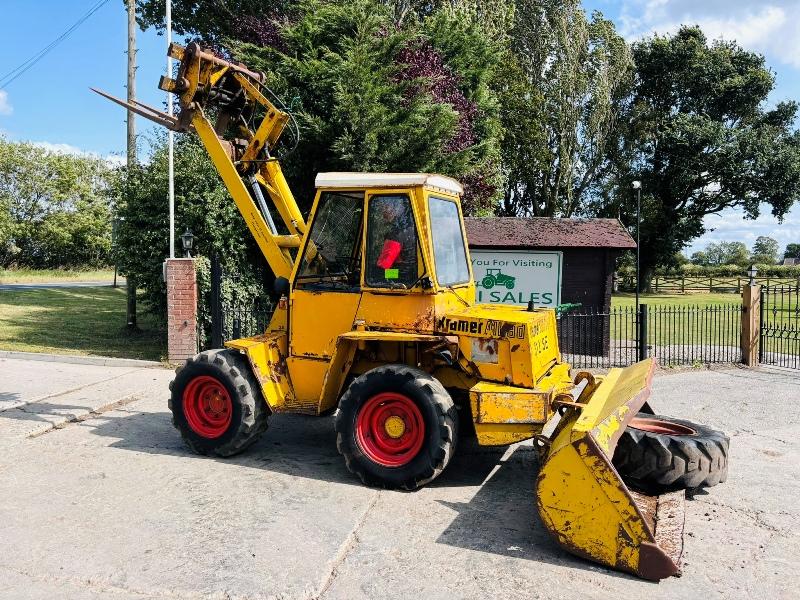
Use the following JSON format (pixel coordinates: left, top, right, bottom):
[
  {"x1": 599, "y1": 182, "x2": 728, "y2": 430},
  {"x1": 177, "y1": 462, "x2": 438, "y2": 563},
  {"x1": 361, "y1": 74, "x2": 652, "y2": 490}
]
[{"x1": 96, "y1": 43, "x2": 729, "y2": 581}]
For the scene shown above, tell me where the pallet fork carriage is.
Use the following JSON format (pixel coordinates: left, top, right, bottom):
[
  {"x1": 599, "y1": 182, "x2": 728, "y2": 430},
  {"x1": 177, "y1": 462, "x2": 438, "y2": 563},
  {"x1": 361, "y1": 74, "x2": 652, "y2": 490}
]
[{"x1": 95, "y1": 42, "x2": 728, "y2": 581}]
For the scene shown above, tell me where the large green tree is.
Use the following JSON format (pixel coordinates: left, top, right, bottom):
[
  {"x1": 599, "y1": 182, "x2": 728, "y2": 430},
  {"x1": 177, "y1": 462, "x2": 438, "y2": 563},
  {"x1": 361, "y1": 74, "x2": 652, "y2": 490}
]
[
  {"x1": 751, "y1": 236, "x2": 779, "y2": 264},
  {"x1": 500, "y1": 0, "x2": 633, "y2": 217},
  {"x1": 135, "y1": 0, "x2": 292, "y2": 42},
  {"x1": 692, "y1": 241, "x2": 750, "y2": 267},
  {"x1": 595, "y1": 27, "x2": 800, "y2": 286},
  {"x1": 0, "y1": 138, "x2": 114, "y2": 268},
  {"x1": 785, "y1": 243, "x2": 800, "y2": 260},
  {"x1": 115, "y1": 134, "x2": 270, "y2": 320}
]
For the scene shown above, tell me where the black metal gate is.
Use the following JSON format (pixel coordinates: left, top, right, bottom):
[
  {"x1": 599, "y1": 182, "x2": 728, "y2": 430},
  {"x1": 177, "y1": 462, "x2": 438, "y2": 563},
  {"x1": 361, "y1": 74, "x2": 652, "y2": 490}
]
[
  {"x1": 760, "y1": 286, "x2": 800, "y2": 368},
  {"x1": 199, "y1": 254, "x2": 274, "y2": 351}
]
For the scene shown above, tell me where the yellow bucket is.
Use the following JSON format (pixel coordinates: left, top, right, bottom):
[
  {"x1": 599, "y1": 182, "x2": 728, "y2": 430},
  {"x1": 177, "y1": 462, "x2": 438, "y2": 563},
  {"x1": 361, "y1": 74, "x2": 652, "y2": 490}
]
[{"x1": 536, "y1": 358, "x2": 685, "y2": 580}]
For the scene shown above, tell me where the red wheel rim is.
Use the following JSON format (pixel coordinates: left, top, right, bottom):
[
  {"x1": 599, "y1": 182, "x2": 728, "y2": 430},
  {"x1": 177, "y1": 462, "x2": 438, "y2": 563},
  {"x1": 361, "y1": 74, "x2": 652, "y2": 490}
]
[
  {"x1": 355, "y1": 392, "x2": 425, "y2": 467},
  {"x1": 182, "y1": 375, "x2": 233, "y2": 438},
  {"x1": 630, "y1": 417, "x2": 695, "y2": 436}
]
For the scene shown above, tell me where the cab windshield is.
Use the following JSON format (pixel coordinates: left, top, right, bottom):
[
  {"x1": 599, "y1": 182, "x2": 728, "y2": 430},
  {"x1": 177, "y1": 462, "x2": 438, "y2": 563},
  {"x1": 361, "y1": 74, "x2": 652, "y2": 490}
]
[
  {"x1": 296, "y1": 191, "x2": 363, "y2": 289},
  {"x1": 429, "y1": 196, "x2": 469, "y2": 286}
]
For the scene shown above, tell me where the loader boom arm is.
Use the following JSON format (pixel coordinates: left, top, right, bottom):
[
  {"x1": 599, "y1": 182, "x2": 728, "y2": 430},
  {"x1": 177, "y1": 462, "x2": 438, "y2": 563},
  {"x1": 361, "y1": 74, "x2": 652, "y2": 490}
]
[{"x1": 94, "y1": 42, "x2": 305, "y2": 279}]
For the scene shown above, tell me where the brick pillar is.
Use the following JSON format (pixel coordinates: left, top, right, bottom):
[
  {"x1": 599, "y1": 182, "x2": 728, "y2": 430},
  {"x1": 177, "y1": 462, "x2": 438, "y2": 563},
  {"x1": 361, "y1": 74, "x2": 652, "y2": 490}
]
[
  {"x1": 740, "y1": 283, "x2": 761, "y2": 367},
  {"x1": 166, "y1": 258, "x2": 198, "y2": 363}
]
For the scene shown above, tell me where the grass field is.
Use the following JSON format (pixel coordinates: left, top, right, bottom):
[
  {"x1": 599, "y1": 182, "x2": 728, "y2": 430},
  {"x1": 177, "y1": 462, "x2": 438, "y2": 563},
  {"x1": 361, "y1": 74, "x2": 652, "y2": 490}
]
[
  {"x1": 608, "y1": 291, "x2": 797, "y2": 350},
  {"x1": 0, "y1": 268, "x2": 122, "y2": 284},
  {"x1": 0, "y1": 287, "x2": 164, "y2": 361},
  {"x1": 611, "y1": 292, "x2": 742, "y2": 308}
]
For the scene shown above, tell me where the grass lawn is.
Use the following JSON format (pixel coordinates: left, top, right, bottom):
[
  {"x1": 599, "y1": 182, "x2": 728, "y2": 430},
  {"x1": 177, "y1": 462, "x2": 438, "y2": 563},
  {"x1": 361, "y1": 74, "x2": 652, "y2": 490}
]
[
  {"x1": 0, "y1": 287, "x2": 164, "y2": 361},
  {"x1": 0, "y1": 268, "x2": 123, "y2": 284},
  {"x1": 605, "y1": 292, "x2": 743, "y2": 346}
]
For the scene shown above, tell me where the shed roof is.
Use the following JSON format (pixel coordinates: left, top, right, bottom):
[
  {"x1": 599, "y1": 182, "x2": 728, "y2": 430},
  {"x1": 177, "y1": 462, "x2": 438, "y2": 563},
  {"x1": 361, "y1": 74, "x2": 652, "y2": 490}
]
[{"x1": 464, "y1": 217, "x2": 636, "y2": 249}]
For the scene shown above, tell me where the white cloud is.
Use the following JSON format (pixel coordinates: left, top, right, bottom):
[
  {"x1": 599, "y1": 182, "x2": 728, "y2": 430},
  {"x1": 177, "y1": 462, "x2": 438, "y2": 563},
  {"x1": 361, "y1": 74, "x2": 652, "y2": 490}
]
[
  {"x1": 686, "y1": 204, "x2": 800, "y2": 255},
  {"x1": 0, "y1": 90, "x2": 12, "y2": 116},
  {"x1": 29, "y1": 140, "x2": 125, "y2": 167},
  {"x1": 619, "y1": 1, "x2": 800, "y2": 68},
  {"x1": 33, "y1": 141, "x2": 86, "y2": 155}
]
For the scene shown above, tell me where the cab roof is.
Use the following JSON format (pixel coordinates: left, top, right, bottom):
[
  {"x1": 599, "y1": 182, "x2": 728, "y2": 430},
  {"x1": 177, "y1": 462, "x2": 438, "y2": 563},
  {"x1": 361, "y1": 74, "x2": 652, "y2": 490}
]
[{"x1": 315, "y1": 172, "x2": 463, "y2": 196}]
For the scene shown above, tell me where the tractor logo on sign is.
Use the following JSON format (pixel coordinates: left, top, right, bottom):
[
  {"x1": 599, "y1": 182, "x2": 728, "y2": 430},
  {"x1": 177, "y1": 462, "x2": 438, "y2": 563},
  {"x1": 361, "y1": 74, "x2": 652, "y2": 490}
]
[{"x1": 480, "y1": 268, "x2": 516, "y2": 290}]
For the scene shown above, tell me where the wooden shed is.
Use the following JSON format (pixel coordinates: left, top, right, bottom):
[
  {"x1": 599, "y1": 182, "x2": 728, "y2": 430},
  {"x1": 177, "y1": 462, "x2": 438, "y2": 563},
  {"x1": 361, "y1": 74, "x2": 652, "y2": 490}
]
[{"x1": 464, "y1": 217, "x2": 636, "y2": 356}]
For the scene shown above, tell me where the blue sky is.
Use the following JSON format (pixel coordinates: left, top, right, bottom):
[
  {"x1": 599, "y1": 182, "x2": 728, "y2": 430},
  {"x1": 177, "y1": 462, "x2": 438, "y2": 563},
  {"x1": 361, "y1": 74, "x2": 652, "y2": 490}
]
[
  {"x1": 0, "y1": 0, "x2": 798, "y2": 255},
  {"x1": 0, "y1": 1, "x2": 169, "y2": 160}
]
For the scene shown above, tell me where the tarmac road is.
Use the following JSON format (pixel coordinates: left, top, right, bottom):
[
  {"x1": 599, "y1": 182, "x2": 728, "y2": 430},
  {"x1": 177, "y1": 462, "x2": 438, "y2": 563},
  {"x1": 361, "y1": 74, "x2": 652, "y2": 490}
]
[{"x1": 0, "y1": 355, "x2": 797, "y2": 599}]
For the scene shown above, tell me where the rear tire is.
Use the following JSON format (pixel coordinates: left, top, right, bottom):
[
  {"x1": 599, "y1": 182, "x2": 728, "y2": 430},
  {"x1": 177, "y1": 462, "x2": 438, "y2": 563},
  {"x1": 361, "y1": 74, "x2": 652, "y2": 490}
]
[
  {"x1": 613, "y1": 413, "x2": 729, "y2": 494},
  {"x1": 335, "y1": 365, "x2": 458, "y2": 490},
  {"x1": 169, "y1": 349, "x2": 269, "y2": 457}
]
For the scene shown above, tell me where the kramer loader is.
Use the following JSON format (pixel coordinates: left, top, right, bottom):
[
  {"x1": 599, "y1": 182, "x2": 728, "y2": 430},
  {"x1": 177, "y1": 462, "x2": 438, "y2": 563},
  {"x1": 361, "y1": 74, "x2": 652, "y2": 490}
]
[{"x1": 95, "y1": 43, "x2": 729, "y2": 581}]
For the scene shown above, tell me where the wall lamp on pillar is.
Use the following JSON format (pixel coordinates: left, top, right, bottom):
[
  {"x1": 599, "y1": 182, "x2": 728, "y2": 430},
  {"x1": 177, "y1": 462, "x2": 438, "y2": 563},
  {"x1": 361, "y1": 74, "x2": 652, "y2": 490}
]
[
  {"x1": 181, "y1": 228, "x2": 195, "y2": 258},
  {"x1": 747, "y1": 264, "x2": 758, "y2": 286}
]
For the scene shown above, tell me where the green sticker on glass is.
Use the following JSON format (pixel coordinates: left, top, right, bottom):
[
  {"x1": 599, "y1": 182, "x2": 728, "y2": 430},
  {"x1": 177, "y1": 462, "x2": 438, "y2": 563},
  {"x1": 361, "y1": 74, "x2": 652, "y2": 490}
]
[{"x1": 385, "y1": 268, "x2": 399, "y2": 280}]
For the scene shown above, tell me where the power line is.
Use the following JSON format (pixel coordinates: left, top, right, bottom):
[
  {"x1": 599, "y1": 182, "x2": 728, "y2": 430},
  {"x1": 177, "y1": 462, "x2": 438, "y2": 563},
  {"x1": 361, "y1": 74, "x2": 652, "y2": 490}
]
[{"x1": 0, "y1": 0, "x2": 112, "y2": 90}]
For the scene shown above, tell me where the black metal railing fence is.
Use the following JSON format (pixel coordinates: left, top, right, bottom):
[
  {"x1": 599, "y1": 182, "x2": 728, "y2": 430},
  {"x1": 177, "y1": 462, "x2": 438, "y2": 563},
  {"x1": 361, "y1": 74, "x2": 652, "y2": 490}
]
[
  {"x1": 559, "y1": 303, "x2": 742, "y2": 369},
  {"x1": 198, "y1": 251, "x2": 746, "y2": 369}
]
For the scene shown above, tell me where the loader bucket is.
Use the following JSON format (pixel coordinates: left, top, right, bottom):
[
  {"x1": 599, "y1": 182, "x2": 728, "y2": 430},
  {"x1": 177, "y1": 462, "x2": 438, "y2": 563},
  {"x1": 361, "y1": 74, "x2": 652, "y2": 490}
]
[{"x1": 536, "y1": 358, "x2": 685, "y2": 581}]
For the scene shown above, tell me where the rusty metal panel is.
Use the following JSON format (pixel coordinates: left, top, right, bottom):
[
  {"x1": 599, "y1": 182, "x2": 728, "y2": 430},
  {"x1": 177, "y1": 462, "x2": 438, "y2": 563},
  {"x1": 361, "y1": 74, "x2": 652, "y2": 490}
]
[
  {"x1": 226, "y1": 333, "x2": 294, "y2": 411},
  {"x1": 469, "y1": 381, "x2": 550, "y2": 424},
  {"x1": 536, "y1": 358, "x2": 684, "y2": 581},
  {"x1": 441, "y1": 304, "x2": 560, "y2": 387}
]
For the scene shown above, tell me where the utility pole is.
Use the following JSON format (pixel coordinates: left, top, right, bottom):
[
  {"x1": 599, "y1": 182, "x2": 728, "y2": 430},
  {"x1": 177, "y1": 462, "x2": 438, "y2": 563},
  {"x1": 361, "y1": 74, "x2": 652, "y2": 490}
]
[{"x1": 126, "y1": 0, "x2": 138, "y2": 329}]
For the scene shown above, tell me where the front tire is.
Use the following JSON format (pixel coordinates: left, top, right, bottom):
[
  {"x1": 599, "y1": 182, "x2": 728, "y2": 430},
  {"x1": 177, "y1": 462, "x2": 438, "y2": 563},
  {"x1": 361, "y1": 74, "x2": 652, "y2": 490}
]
[
  {"x1": 335, "y1": 365, "x2": 458, "y2": 490},
  {"x1": 169, "y1": 349, "x2": 269, "y2": 457}
]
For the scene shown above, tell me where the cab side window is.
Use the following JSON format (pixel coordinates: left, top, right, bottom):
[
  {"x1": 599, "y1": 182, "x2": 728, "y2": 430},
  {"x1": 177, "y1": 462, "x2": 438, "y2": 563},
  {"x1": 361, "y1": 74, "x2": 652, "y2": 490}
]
[{"x1": 365, "y1": 194, "x2": 418, "y2": 288}]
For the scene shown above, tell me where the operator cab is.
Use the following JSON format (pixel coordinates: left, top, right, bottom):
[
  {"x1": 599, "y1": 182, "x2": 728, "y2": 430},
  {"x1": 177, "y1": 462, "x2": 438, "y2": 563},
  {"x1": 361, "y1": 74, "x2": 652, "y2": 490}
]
[
  {"x1": 286, "y1": 173, "x2": 476, "y2": 389},
  {"x1": 292, "y1": 172, "x2": 473, "y2": 295}
]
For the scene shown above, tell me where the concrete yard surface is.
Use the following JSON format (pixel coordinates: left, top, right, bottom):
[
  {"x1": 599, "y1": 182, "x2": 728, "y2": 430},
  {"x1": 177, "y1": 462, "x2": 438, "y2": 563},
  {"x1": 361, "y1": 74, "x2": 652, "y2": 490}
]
[{"x1": 0, "y1": 356, "x2": 798, "y2": 599}]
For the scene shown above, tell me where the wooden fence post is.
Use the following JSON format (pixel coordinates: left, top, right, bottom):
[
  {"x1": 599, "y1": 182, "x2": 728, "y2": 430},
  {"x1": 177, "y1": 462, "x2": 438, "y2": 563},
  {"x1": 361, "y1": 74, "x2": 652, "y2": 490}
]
[{"x1": 740, "y1": 283, "x2": 761, "y2": 367}]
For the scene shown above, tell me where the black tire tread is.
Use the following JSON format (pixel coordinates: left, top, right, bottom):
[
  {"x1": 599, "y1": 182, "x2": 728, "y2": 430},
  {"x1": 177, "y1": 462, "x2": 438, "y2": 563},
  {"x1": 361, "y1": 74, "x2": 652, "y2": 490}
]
[
  {"x1": 334, "y1": 364, "x2": 458, "y2": 491},
  {"x1": 613, "y1": 413, "x2": 729, "y2": 493},
  {"x1": 169, "y1": 349, "x2": 268, "y2": 457}
]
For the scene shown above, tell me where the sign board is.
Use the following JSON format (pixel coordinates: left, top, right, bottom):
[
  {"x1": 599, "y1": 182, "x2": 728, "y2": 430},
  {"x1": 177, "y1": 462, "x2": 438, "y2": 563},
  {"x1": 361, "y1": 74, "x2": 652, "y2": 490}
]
[{"x1": 470, "y1": 249, "x2": 562, "y2": 307}]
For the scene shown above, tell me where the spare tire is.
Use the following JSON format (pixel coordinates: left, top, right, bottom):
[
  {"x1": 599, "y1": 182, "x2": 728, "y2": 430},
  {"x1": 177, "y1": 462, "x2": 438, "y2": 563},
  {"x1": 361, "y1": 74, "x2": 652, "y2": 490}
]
[{"x1": 612, "y1": 413, "x2": 729, "y2": 494}]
